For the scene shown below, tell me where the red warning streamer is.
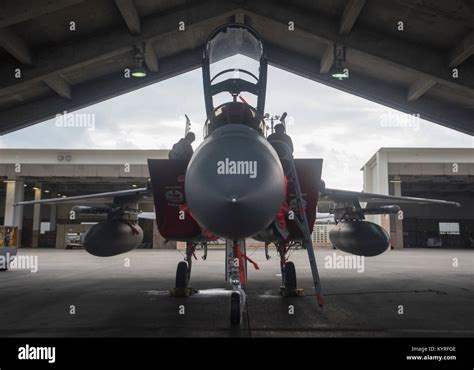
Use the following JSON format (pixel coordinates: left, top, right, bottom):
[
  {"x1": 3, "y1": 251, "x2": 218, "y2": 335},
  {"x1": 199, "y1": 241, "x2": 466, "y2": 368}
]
[{"x1": 234, "y1": 243, "x2": 260, "y2": 284}]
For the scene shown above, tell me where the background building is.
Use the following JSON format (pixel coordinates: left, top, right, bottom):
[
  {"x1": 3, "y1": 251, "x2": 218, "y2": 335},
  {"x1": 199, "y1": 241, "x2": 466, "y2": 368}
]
[
  {"x1": 2, "y1": 147, "x2": 472, "y2": 250},
  {"x1": 361, "y1": 148, "x2": 473, "y2": 249},
  {"x1": 0, "y1": 149, "x2": 172, "y2": 249}
]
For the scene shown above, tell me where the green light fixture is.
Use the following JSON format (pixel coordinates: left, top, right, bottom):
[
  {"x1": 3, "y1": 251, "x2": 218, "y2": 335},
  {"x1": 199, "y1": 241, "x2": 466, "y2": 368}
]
[
  {"x1": 330, "y1": 44, "x2": 349, "y2": 80},
  {"x1": 131, "y1": 43, "x2": 147, "y2": 78},
  {"x1": 131, "y1": 62, "x2": 147, "y2": 78}
]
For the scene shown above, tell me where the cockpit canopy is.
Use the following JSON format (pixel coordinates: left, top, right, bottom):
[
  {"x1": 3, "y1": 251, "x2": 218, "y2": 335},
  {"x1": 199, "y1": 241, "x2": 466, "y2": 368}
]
[{"x1": 202, "y1": 24, "x2": 267, "y2": 118}]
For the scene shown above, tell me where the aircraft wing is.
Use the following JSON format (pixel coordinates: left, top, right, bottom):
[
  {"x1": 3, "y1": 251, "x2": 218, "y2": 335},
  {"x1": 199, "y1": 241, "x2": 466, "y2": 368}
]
[
  {"x1": 14, "y1": 187, "x2": 150, "y2": 206},
  {"x1": 321, "y1": 188, "x2": 461, "y2": 207}
]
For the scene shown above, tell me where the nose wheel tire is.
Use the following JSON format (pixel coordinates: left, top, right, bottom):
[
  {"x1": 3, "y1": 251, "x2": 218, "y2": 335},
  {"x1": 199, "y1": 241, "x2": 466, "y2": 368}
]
[
  {"x1": 230, "y1": 292, "x2": 241, "y2": 325},
  {"x1": 175, "y1": 261, "x2": 189, "y2": 289}
]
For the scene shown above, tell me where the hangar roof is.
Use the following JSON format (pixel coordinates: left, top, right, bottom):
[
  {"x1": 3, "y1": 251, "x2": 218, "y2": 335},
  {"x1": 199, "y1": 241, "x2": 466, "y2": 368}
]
[
  {"x1": 0, "y1": 0, "x2": 473, "y2": 136},
  {"x1": 362, "y1": 147, "x2": 474, "y2": 170},
  {"x1": 0, "y1": 148, "x2": 168, "y2": 188},
  {"x1": 0, "y1": 148, "x2": 168, "y2": 165}
]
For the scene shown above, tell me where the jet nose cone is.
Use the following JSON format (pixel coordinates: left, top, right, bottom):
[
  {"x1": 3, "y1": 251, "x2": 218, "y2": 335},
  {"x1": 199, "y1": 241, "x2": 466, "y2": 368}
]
[{"x1": 185, "y1": 125, "x2": 285, "y2": 240}]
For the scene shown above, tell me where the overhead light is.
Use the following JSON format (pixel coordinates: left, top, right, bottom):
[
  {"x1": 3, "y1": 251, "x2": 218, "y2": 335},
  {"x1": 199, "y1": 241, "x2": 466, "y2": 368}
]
[
  {"x1": 132, "y1": 184, "x2": 137, "y2": 188},
  {"x1": 57, "y1": 193, "x2": 61, "y2": 197},
  {"x1": 390, "y1": 180, "x2": 403, "y2": 183},
  {"x1": 24, "y1": 184, "x2": 28, "y2": 187},
  {"x1": 131, "y1": 43, "x2": 147, "y2": 78},
  {"x1": 33, "y1": 187, "x2": 40, "y2": 191},
  {"x1": 45, "y1": 190, "x2": 50, "y2": 193},
  {"x1": 330, "y1": 44, "x2": 349, "y2": 80},
  {"x1": 3, "y1": 180, "x2": 15, "y2": 183},
  {"x1": 131, "y1": 63, "x2": 147, "y2": 78},
  {"x1": 331, "y1": 61, "x2": 348, "y2": 80}
]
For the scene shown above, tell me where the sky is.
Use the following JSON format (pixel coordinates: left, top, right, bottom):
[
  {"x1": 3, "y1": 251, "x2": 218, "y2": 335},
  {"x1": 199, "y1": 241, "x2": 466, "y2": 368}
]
[{"x1": 1, "y1": 62, "x2": 472, "y2": 191}]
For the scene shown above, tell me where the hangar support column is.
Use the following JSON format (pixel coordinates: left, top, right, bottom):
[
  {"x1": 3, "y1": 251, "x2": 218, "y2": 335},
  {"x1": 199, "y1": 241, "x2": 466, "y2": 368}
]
[
  {"x1": 375, "y1": 151, "x2": 390, "y2": 234},
  {"x1": 4, "y1": 180, "x2": 24, "y2": 247},
  {"x1": 392, "y1": 181, "x2": 404, "y2": 249},
  {"x1": 31, "y1": 188, "x2": 41, "y2": 248},
  {"x1": 50, "y1": 205, "x2": 57, "y2": 231}
]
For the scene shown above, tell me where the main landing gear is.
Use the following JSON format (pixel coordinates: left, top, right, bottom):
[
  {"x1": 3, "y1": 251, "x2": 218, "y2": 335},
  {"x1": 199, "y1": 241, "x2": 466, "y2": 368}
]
[
  {"x1": 175, "y1": 261, "x2": 189, "y2": 290},
  {"x1": 276, "y1": 242, "x2": 303, "y2": 297},
  {"x1": 284, "y1": 261, "x2": 297, "y2": 291},
  {"x1": 171, "y1": 242, "x2": 196, "y2": 297}
]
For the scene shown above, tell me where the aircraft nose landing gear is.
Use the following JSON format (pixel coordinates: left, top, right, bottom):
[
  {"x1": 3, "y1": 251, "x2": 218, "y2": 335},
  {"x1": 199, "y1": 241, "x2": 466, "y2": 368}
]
[
  {"x1": 230, "y1": 292, "x2": 240, "y2": 325},
  {"x1": 226, "y1": 240, "x2": 250, "y2": 325},
  {"x1": 230, "y1": 290, "x2": 246, "y2": 325}
]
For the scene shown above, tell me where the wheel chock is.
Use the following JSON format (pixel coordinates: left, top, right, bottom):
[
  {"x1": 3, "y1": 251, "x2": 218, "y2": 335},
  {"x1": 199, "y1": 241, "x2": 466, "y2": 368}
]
[
  {"x1": 280, "y1": 286, "x2": 305, "y2": 297},
  {"x1": 169, "y1": 287, "x2": 196, "y2": 297}
]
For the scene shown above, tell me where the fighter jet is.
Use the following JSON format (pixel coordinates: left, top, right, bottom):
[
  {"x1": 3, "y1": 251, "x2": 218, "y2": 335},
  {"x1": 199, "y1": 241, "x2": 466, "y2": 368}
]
[{"x1": 15, "y1": 23, "x2": 460, "y2": 325}]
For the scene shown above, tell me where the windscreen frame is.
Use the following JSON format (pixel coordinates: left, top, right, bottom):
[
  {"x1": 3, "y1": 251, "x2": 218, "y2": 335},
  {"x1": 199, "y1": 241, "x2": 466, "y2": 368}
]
[{"x1": 202, "y1": 23, "x2": 267, "y2": 117}]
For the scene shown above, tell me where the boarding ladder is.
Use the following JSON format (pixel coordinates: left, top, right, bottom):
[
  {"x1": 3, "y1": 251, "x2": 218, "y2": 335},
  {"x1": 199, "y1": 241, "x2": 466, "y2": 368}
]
[{"x1": 278, "y1": 142, "x2": 325, "y2": 307}]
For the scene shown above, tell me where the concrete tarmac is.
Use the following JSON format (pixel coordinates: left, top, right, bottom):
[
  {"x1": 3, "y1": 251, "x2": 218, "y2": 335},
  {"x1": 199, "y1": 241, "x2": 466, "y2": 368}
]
[{"x1": 0, "y1": 247, "x2": 472, "y2": 337}]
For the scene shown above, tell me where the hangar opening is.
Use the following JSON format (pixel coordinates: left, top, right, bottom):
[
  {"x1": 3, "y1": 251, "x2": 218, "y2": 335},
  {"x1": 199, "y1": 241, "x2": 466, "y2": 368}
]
[
  {"x1": 0, "y1": 1, "x2": 473, "y2": 251},
  {"x1": 0, "y1": 0, "x2": 473, "y2": 343}
]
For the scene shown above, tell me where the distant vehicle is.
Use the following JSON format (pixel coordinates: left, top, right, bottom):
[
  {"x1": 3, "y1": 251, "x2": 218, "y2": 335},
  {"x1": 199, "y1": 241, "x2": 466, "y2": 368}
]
[
  {"x1": 16, "y1": 24, "x2": 460, "y2": 324},
  {"x1": 0, "y1": 226, "x2": 18, "y2": 271},
  {"x1": 65, "y1": 232, "x2": 84, "y2": 249}
]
